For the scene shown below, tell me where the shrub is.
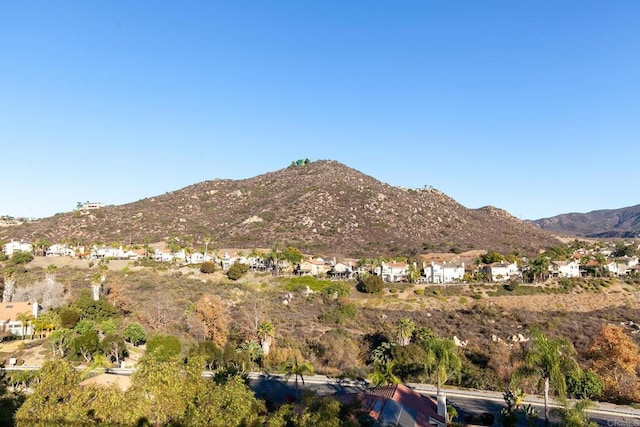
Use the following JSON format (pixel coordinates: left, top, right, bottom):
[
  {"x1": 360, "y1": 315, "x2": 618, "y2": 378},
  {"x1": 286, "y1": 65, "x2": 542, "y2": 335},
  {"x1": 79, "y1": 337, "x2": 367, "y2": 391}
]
[
  {"x1": 227, "y1": 263, "x2": 249, "y2": 280},
  {"x1": 146, "y1": 334, "x2": 181, "y2": 361},
  {"x1": 357, "y1": 275, "x2": 384, "y2": 294},
  {"x1": 319, "y1": 303, "x2": 358, "y2": 325},
  {"x1": 200, "y1": 261, "x2": 217, "y2": 274},
  {"x1": 123, "y1": 322, "x2": 147, "y2": 346},
  {"x1": 10, "y1": 252, "x2": 33, "y2": 265},
  {"x1": 414, "y1": 289, "x2": 424, "y2": 295}
]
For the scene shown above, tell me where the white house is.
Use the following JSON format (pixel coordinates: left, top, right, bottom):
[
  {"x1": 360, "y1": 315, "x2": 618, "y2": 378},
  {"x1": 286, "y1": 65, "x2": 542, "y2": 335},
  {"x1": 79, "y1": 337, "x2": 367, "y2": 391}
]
[
  {"x1": 0, "y1": 301, "x2": 40, "y2": 337},
  {"x1": 329, "y1": 262, "x2": 354, "y2": 278},
  {"x1": 423, "y1": 262, "x2": 465, "y2": 284},
  {"x1": 483, "y1": 262, "x2": 520, "y2": 282},
  {"x1": 376, "y1": 261, "x2": 408, "y2": 283},
  {"x1": 549, "y1": 260, "x2": 580, "y2": 278},
  {"x1": 91, "y1": 246, "x2": 127, "y2": 260},
  {"x1": 617, "y1": 257, "x2": 639, "y2": 276},
  {"x1": 46, "y1": 244, "x2": 76, "y2": 257},
  {"x1": 3, "y1": 240, "x2": 32, "y2": 256}
]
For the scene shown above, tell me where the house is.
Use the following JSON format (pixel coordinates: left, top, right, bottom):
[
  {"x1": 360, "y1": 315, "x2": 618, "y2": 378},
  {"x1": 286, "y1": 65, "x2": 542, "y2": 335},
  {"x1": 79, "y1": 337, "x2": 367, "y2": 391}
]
[
  {"x1": 377, "y1": 261, "x2": 409, "y2": 283},
  {"x1": 604, "y1": 260, "x2": 619, "y2": 276},
  {"x1": 422, "y1": 262, "x2": 465, "y2": 284},
  {"x1": 328, "y1": 262, "x2": 353, "y2": 279},
  {"x1": 296, "y1": 258, "x2": 330, "y2": 276},
  {"x1": 46, "y1": 244, "x2": 75, "y2": 257},
  {"x1": 482, "y1": 262, "x2": 520, "y2": 282},
  {"x1": 154, "y1": 248, "x2": 174, "y2": 262},
  {"x1": 0, "y1": 301, "x2": 40, "y2": 337},
  {"x1": 549, "y1": 260, "x2": 580, "y2": 278},
  {"x1": 3, "y1": 240, "x2": 32, "y2": 256},
  {"x1": 337, "y1": 383, "x2": 446, "y2": 427},
  {"x1": 617, "y1": 257, "x2": 639, "y2": 276}
]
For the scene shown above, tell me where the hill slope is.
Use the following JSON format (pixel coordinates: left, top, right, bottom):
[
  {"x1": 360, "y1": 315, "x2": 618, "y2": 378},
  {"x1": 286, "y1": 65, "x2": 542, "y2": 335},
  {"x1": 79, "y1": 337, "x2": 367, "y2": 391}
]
[
  {"x1": 533, "y1": 204, "x2": 640, "y2": 238},
  {"x1": 2, "y1": 160, "x2": 561, "y2": 256}
]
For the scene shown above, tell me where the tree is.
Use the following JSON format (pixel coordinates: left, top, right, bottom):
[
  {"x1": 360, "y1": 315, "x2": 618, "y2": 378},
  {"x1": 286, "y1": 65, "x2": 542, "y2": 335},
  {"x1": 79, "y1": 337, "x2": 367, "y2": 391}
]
[
  {"x1": 227, "y1": 262, "x2": 249, "y2": 280},
  {"x1": 358, "y1": 274, "x2": 384, "y2": 293},
  {"x1": 16, "y1": 312, "x2": 33, "y2": 340},
  {"x1": 282, "y1": 246, "x2": 303, "y2": 264},
  {"x1": 146, "y1": 334, "x2": 182, "y2": 362},
  {"x1": 102, "y1": 334, "x2": 127, "y2": 365},
  {"x1": 283, "y1": 358, "x2": 314, "y2": 398},
  {"x1": 422, "y1": 336, "x2": 462, "y2": 391},
  {"x1": 257, "y1": 321, "x2": 275, "y2": 356},
  {"x1": 515, "y1": 331, "x2": 578, "y2": 426},
  {"x1": 200, "y1": 261, "x2": 217, "y2": 273},
  {"x1": 236, "y1": 340, "x2": 263, "y2": 367},
  {"x1": 123, "y1": 322, "x2": 147, "y2": 346},
  {"x1": 587, "y1": 324, "x2": 640, "y2": 403},
  {"x1": 395, "y1": 318, "x2": 416, "y2": 347},
  {"x1": 551, "y1": 400, "x2": 597, "y2": 427},
  {"x1": 194, "y1": 294, "x2": 229, "y2": 347}
]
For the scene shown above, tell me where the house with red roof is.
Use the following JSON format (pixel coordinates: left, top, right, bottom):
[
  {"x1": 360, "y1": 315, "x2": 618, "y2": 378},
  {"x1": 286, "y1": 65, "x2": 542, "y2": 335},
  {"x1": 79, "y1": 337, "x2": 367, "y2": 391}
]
[{"x1": 338, "y1": 383, "x2": 446, "y2": 427}]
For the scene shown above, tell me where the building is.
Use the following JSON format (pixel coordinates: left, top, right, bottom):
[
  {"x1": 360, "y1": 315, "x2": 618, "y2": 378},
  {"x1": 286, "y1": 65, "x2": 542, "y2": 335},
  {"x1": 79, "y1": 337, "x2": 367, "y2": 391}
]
[
  {"x1": 422, "y1": 262, "x2": 465, "y2": 284},
  {"x1": 3, "y1": 240, "x2": 32, "y2": 256},
  {"x1": 0, "y1": 301, "x2": 40, "y2": 337}
]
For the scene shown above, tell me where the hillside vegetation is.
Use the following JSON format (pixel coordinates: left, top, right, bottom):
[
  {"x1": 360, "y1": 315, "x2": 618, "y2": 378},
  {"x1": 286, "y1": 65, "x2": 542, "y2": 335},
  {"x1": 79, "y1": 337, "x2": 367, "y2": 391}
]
[{"x1": 1, "y1": 160, "x2": 561, "y2": 257}]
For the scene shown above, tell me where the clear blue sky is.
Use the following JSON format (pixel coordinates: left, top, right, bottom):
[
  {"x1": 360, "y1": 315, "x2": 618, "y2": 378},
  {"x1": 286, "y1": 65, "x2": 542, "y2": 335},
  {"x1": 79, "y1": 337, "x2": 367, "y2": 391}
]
[{"x1": 1, "y1": 1, "x2": 638, "y2": 220}]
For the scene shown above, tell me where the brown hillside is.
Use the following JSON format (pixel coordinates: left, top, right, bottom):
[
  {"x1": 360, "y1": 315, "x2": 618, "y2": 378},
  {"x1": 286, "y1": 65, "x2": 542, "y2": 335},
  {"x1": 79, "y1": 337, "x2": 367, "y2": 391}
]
[{"x1": 1, "y1": 160, "x2": 561, "y2": 257}]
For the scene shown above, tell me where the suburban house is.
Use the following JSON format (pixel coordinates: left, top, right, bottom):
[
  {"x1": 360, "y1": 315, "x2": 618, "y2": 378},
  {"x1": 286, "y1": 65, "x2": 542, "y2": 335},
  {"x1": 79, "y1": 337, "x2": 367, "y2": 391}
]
[
  {"x1": 377, "y1": 261, "x2": 409, "y2": 283},
  {"x1": 482, "y1": 261, "x2": 520, "y2": 282},
  {"x1": 295, "y1": 258, "x2": 330, "y2": 276},
  {"x1": 3, "y1": 240, "x2": 33, "y2": 256},
  {"x1": 549, "y1": 260, "x2": 581, "y2": 278},
  {"x1": 328, "y1": 261, "x2": 354, "y2": 279},
  {"x1": 46, "y1": 244, "x2": 76, "y2": 257},
  {"x1": 422, "y1": 262, "x2": 465, "y2": 284},
  {"x1": 604, "y1": 260, "x2": 619, "y2": 276},
  {"x1": 0, "y1": 301, "x2": 40, "y2": 338},
  {"x1": 617, "y1": 257, "x2": 639, "y2": 275},
  {"x1": 337, "y1": 383, "x2": 446, "y2": 427}
]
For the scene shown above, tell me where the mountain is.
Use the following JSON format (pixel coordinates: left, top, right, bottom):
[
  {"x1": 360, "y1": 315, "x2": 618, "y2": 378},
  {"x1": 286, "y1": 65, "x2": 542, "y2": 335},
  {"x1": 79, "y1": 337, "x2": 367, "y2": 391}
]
[
  {"x1": 1, "y1": 160, "x2": 561, "y2": 257},
  {"x1": 532, "y1": 204, "x2": 640, "y2": 239}
]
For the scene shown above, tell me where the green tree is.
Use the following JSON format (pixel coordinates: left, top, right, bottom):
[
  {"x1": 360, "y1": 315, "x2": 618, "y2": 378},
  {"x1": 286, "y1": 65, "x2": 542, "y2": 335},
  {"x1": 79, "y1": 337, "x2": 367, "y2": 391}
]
[
  {"x1": 358, "y1": 274, "x2": 384, "y2": 293},
  {"x1": 551, "y1": 400, "x2": 597, "y2": 427},
  {"x1": 514, "y1": 331, "x2": 578, "y2": 426},
  {"x1": 395, "y1": 318, "x2": 416, "y2": 347},
  {"x1": 257, "y1": 321, "x2": 275, "y2": 356},
  {"x1": 422, "y1": 336, "x2": 462, "y2": 391},
  {"x1": 10, "y1": 252, "x2": 33, "y2": 265},
  {"x1": 284, "y1": 358, "x2": 314, "y2": 398},
  {"x1": 123, "y1": 322, "x2": 147, "y2": 346},
  {"x1": 146, "y1": 334, "x2": 182, "y2": 362},
  {"x1": 237, "y1": 340, "x2": 263, "y2": 367},
  {"x1": 479, "y1": 251, "x2": 505, "y2": 264},
  {"x1": 282, "y1": 246, "x2": 303, "y2": 264},
  {"x1": 227, "y1": 262, "x2": 249, "y2": 280},
  {"x1": 16, "y1": 312, "x2": 33, "y2": 340}
]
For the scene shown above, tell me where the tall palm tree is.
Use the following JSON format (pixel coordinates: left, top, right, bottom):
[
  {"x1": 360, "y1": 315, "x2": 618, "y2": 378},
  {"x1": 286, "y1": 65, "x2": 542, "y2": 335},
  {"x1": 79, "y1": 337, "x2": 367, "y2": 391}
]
[
  {"x1": 422, "y1": 336, "x2": 462, "y2": 391},
  {"x1": 395, "y1": 318, "x2": 416, "y2": 347},
  {"x1": 257, "y1": 321, "x2": 275, "y2": 356},
  {"x1": 283, "y1": 357, "x2": 314, "y2": 398},
  {"x1": 515, "y1": 331, "x2": 578, "y2": 426},
  {"x1": 16, "y1": 312, "x2": 33, "y2": 340},
  {"x1": 370, "y1": 360, "x2": 401, "y2": 386}
]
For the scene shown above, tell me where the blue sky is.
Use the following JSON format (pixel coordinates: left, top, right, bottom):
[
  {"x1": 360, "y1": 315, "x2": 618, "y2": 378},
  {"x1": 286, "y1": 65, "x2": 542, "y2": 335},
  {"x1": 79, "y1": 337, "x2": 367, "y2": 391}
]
[{"x1": 1, "y1": 1, "x2": 638, "y2": 220}]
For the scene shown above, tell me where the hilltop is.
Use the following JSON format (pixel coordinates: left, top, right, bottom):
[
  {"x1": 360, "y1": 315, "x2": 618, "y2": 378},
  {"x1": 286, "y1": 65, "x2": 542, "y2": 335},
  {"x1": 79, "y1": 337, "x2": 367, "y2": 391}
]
[
  {"x1": 533, "y1": 204, "x2": 640, "y2": 238},
  {"x1": 1, "y1": 160, "x2": 561, "y2": 257}
]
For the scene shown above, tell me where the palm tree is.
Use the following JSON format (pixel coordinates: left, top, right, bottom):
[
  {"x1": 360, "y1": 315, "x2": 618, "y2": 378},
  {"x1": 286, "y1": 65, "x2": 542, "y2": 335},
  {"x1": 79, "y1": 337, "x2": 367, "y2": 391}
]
[
  {"x1": 422, "y1": 336, "x2": 462, "y2": 391},
  {"x1": 514, "y1": 331, "x2": 578, "y2": 426},
  {"x1": 16, "y1": 312, "x2": 33, "y2": 340},
  {"x1": 237, "y1": 340, "x2": 264, "y2": 367},
  {"x1": 283, "y1": 357, "x2": 314, "y2": 398},
  {"x1": 257, "y1": 321, "x2": 275, "y2": 356},
  {"x1": 370, "y1": 360, "x2": 401, "y2": 386},
  {"x1": 395, "y1": 318, "x2": 416, "y2": 346}
]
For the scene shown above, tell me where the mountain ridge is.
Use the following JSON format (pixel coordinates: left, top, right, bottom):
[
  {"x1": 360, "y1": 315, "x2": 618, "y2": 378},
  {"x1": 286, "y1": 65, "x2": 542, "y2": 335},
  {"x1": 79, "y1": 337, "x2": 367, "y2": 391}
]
[
  {"x1": 532, "y1": 204, "x2": 640, "y2": 238},
  {"x1": 2, "y1": 160, "x2": 562, "y2": 257}
]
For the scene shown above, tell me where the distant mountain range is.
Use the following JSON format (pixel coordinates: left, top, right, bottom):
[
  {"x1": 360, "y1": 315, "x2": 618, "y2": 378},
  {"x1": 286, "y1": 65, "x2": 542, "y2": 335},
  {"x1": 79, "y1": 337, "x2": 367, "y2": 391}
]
[
  {"x1": 1, "y1": 160, "x2": 562, "y2": 257},
  {"x1": 532, "y1": 205, "x2": 640, "y2": 238}
]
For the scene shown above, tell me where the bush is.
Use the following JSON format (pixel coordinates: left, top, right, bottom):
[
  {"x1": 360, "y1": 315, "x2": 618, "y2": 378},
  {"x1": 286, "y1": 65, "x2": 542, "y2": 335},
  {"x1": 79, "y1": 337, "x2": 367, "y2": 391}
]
[
  {"x1": 10, "y1": 252, "x2": 33, "y2": 265},
  {"x1": 227, "y1": 263, "x2": 249, "y2": 280},
  {"x1": 146, "y1": 334, "x2": 181, "y2": 361},
  {"x1": 319, "y1": 303, "x2": 358, "y2": 325},
  {"x1": 357, "y1": 275, "x2": 384, "y2": 294},
  {"x1": 414, "y1": 289, "x2": 424, "y2": 295},
  {"x1": 200, "y1": 261, "x2": 217, "y2": 274},
  {"x1": 123, "y1": 322, "x2": 147, "y2": 346}
]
